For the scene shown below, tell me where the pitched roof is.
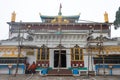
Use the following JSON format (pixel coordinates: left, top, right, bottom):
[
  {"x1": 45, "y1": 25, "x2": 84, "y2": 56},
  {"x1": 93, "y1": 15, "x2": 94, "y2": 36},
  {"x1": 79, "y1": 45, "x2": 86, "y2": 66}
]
[{"x1": 40, "y1": 14, "x2": 80, "y2": 20}]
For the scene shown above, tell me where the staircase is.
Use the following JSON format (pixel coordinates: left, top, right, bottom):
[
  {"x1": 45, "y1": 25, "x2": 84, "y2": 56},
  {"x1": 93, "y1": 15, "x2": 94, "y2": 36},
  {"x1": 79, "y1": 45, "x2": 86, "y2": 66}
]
[{"x1": 47, "y1": 69, "x2": 72, "y2": 76}]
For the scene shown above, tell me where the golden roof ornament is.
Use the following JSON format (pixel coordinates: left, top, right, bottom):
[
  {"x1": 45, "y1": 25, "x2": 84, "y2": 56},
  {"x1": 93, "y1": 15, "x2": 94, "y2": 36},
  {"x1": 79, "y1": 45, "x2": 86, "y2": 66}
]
[
  {"x1": 51, "y1": 3, "x2": 69, "y2": 24},
  {"x1": 11, "y1": 11, "x2": 16, "y2": 22},
  {"x1": 104, "y1": 11, "x2": 109, "y2": 23}
]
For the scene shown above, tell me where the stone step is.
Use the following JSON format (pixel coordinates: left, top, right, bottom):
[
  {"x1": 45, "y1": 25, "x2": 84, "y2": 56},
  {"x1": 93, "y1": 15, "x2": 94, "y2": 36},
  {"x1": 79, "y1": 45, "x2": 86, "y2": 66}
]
[{"x1": 47, "y1": 69, "x2": 72, "y2": 76}]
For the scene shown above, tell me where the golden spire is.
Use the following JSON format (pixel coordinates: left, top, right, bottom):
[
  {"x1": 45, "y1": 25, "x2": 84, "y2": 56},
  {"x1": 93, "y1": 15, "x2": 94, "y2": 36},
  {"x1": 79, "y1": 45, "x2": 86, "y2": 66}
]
[
  {"x1": 104, "y1": 11, "x2": 109, "y2": 23},
  {"x1": 11, "y1": 11, "x2": 16, "y2": 22},
  {"x1": 51, "y1": 3, "x2": 69, "y2": 24}
]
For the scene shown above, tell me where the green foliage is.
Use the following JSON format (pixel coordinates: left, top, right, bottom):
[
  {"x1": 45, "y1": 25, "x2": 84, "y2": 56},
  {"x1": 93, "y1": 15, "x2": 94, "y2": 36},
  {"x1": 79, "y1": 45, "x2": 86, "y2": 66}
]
[{"x1": 114, "y1": 7, "x2": 120, "y2": 29}]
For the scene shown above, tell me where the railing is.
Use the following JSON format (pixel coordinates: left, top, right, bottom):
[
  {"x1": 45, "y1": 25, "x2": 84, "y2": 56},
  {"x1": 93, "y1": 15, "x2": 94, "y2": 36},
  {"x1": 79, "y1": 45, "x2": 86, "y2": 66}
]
[{"x1": 0, "y1": 57, "x2": 27, "y2": 64}]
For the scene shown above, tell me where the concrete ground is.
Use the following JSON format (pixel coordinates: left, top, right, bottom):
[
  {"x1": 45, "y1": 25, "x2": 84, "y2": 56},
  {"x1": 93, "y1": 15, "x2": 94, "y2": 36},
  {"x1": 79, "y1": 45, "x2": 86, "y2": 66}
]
[{"x1": 0, "y1": 74, "x2": 120, "y2": 80}]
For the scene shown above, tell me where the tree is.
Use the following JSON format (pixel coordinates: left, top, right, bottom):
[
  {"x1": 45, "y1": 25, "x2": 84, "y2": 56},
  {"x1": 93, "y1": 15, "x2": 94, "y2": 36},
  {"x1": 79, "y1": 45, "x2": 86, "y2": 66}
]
[{"x1": 114, "y1": 7, "x2": 120, "y2": 29}]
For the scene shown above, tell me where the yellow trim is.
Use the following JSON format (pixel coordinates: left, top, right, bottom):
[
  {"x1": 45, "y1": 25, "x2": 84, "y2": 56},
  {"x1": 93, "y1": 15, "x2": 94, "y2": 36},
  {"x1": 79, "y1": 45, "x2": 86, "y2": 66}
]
[
  {"x1": 36, "y1": 49, "x2": 38, "y2": 60},
  {"x1": 1, "y1": 51, "x2": 24, "y2": 57},
  {"x1": 0, "y1": 46, "x2": 29, "y2": 57},
  {"x1": 71, "y1": 48, "x2": 73, "y2": 60},
  {"x1": 73, "y1": 48, "x2": 75, "y2": 60},
  {"x1": 79, "y1": 48, "x2": 80, "y2": 60},
  {"x1": 40, "y1": 48, "x2": 41, "y2": 60},
  {"x1": 0, "y1": 46, "x2": 23, "y2": 52},
  {"x1": 91, "y1": 46, "x2": 120, "y2": 53}
]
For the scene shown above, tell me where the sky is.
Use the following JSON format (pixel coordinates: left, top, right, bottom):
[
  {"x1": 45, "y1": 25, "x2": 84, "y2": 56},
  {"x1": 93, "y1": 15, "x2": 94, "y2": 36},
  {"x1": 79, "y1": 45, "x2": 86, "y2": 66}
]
[{"x1": 0, "y1": 0, "x2": 120, "y2": 40}]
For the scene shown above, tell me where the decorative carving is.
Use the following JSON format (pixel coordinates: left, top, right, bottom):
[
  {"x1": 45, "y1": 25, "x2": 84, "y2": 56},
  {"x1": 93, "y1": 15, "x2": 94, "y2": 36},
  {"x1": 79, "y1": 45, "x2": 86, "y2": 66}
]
[
  {"x1": 90, "y1": 36, "x2": 117, "y2": 41},
  {"x1": 55, "y1": 44, "x2": 66, "y2": 49},
  {"x1": 74, "y1": 44, "x2": 80, "y2": 48},
  {"x1": 27, "y1": 35, "x2": 33, "y2": 41},
  {"x1": 87, "y1": 35, "x2": 93, "y2": 41}
]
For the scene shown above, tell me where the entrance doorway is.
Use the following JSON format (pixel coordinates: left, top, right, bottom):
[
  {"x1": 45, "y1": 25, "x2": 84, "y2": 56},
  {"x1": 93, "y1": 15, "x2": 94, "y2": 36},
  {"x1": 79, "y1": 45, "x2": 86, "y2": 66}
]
[{"x1": 54, "y1": 50, "x2": 66, "y2": 68}]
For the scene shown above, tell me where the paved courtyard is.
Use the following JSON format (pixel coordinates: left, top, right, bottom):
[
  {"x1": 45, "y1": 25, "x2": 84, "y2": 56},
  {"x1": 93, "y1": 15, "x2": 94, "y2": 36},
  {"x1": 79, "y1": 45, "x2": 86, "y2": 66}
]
[{"x1": 0, "y1": 74, "x2": 120, "y2": 80}]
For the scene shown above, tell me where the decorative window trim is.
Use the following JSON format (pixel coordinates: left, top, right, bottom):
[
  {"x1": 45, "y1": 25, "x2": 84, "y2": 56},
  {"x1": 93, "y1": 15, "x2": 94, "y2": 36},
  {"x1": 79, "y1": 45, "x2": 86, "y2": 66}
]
[{"x1": 71, "y1": 45, "x2": 83, "y2": 61}]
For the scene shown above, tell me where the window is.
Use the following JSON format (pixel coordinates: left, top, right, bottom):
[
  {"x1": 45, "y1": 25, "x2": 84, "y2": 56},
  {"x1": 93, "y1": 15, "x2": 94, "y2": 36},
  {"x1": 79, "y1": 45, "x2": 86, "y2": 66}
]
[
  {"x1": 37, "y1": 47, "x2": 49, "y2": 60},
  {"x1": 74, "y1": 48, "x2": 80, "y2": 60},
  {"x1": 41, "y1": 48, "x2": 49, "y2": 60},
  {"x1": 71, "y1": 46, "x2": 83, "y2": 61},
  {"x1": 75, "y1": 55, "x2": 79, "y2": 60}
]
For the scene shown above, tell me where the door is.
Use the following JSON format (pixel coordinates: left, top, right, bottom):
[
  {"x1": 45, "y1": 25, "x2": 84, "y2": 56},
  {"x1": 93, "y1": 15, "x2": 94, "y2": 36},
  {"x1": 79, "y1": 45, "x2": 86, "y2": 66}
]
[{"x1": 54, "y1": 50, "x2": 66, "y2": 68}]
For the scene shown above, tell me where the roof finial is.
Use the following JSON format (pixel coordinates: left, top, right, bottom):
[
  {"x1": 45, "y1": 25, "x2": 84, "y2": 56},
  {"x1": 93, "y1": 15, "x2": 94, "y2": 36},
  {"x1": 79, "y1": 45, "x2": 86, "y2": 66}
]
[
  {"x1": 58, "y1": 3, "x2": 62, "y2": 16},
  {"x1": 104, "y1": 11, "x2": 109, "y2": 23},
  {"x1": 11, "y1": 11, "x2": 16, "y2": 22}
]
